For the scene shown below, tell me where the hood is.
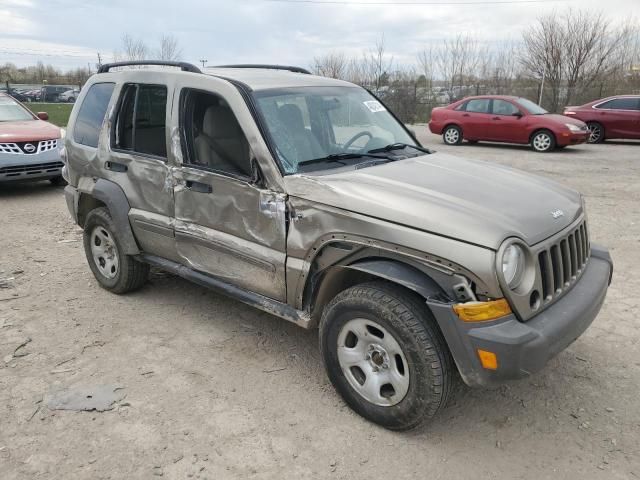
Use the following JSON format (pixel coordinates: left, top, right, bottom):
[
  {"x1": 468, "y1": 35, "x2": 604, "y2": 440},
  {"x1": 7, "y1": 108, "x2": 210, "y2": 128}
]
[
  {"x1": 0, "y1": 120, "x2": 61, "y2": 143},
  {"x1": 545, "y1": 113, "x2": 585, "y2": 127},
  {"x1": 284, "y1": 152, "x2": 583, "y2": 250}
]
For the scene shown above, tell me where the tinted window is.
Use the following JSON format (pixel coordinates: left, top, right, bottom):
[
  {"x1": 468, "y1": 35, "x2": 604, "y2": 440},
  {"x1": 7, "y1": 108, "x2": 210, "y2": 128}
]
[
  {"x1": 596, "y1": 98, "x2": 639, "y2": 110},
  {"x1": 113, "y1": 84, "x2": 167, "y2": 158},
  {"x1": 73, "y1": 83, "x2": 115, "y2": 148},
  {"x1": 181, "y1": 89, "x2": 251, "y2": 177},
  {"x1": 464, "y1": 99, "x2": 491, "y2": 113},
  {"x1": 492, "y1": 99, "x2": 520, "y2": 116}
]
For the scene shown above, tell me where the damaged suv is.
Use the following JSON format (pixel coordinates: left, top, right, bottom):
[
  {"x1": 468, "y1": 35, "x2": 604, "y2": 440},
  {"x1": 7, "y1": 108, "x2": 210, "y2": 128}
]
[{"x1": 63, "y1": 61, "x2": 613, "y2": 430}]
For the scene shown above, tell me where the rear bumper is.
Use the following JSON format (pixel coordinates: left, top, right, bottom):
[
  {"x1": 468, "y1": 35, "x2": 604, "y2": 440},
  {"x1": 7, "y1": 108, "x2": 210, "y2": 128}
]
[
  {"x1": 428, "y1": 121, "x2": 443, "y2": 135},
  {"x1": 429, "y1": 244, "x2": 612, "y2": 387},
  {"x1": 557, "y1": 131, "x2": 588, "y2": 146},
  {"x1": 0, "y1": 149, "x2": 63, "y2": 182}
]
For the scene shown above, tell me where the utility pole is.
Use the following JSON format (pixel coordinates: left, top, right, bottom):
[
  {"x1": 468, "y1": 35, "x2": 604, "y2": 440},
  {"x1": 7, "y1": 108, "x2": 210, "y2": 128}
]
[
  {"x1": 538, "y1": 64, "x2": 546, "y2": 106},
  {"x1": 199, "y1": 59, "x2": 208, "y2": 69},
  {"x1": 97, "y1": 52, "x2": 103, "y2": 69}
]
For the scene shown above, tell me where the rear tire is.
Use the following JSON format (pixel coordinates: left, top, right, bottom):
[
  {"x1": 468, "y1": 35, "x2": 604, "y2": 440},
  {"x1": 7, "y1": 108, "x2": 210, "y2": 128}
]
[
  {"x1": 531, "y1": 130, "x2": 556, "y2": 153},
  {"x1": 587, "y1": 122, "x2": 604, "y2": 143},
  {"x1": 83, "y1": 207, "x2": 149, "y2": 294},
  {"x1": 319, "y1": 281, "x2": 454, "y2": 430},
  {"x1": 442, "y1": 125, "x2": 463, "y2": 145}
]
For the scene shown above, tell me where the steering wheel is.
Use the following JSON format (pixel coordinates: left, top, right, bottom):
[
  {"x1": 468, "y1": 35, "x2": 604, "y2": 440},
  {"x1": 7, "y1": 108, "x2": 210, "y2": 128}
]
[{"x1": 343, "y1": 131, "x2": 373, "y2": 150}]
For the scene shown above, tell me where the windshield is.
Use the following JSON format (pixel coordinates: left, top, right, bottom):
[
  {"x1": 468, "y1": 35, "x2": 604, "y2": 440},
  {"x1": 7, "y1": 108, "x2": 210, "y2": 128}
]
[
  {"x1": 253, "y1": 86, "x2": 418, "y2": 174},
  {"x1": 0, "y1": 96, "x2": 34, "y2": 122},
  {"x1": 516, "y1": 98, "x2": 548, "y2": 115}
]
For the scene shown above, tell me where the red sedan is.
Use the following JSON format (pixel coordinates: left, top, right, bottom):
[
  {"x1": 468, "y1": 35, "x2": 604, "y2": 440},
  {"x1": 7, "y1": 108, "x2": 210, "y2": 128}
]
[
  {"x1": 429, "y1": 95, "x2": 589, "y2": 152},
  {"x1": 564, "y1": 96, "x2": 640, "y2": 143}
]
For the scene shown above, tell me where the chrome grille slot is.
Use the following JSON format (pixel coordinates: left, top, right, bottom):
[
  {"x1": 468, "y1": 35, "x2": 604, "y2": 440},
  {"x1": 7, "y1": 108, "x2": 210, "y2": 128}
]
[{"x1": 535, "y1": 220, "x2": 590, "y2": 308}]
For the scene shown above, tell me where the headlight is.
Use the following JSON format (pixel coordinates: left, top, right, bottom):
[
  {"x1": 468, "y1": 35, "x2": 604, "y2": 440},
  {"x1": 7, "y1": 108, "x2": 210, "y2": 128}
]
[
  {"x1": 501, "y1": 244, "x2": 525, "y2": 289},
  {"x1": 60, "y1": 128, "x2": 66, "y2": 139},
  {"x1": 565, "y1": 123, "x2": 581, "y2": 132}
]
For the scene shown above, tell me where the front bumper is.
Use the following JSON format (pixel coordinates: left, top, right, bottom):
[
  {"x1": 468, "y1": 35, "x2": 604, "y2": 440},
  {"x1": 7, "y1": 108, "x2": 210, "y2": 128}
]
[
  {"x1": 557, "y1": 131, "x2": 588, "y2": 146},
  {"x1": 0, "y1": 148, "x2": 64, "y2": 182},
  {"x1": 428, "y1": 244, "x2": 612, "y2": 387}
]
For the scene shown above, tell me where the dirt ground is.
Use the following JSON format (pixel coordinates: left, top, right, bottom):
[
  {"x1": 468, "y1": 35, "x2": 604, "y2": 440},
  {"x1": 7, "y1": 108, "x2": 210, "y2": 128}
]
[{"x1": 1, "y1": 132, "x2": 639, "y2": 479}]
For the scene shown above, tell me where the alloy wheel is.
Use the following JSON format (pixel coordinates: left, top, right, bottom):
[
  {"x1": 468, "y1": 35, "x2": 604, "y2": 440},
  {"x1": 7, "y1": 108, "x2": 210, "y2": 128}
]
[
  {"x1": 444, "y1": 128, "x2": 460, "y2": 144},
  {"x1": 533, "y1": 132, "x2": 552, "y2": 151}
]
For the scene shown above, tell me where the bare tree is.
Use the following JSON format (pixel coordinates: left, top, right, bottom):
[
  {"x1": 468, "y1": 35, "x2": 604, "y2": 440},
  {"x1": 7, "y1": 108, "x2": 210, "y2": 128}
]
[
  {"x1": 312, "y1": 52, "x2": 348, "y2": 78},
  {"x1": 521, "y1": 9, "x2": 635, "y2": 110},
  {"x1": 157, "y1": 35, "x2": 182, "y2": 61},
  {"x1": 363, "y1": 35, "x2": 394, "y2": 92},
  {"x1": 120, "y1": 34, "x2": 149, "y2": 61},
  {"x1": 435, "y1": 34, "x2": 481, "y2": 100}
]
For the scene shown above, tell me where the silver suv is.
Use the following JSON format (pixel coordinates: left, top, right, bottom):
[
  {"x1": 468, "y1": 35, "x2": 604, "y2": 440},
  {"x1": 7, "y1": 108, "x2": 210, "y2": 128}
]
[{"x1": 63, "y1": 61, "x2": 613, "y2": 430}]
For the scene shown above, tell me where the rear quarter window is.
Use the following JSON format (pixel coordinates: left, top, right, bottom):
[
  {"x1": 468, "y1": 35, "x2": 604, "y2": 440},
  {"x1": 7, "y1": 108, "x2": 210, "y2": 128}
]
[{"x1": 73, "y1": 83, "x2": 115, "y2": 148}]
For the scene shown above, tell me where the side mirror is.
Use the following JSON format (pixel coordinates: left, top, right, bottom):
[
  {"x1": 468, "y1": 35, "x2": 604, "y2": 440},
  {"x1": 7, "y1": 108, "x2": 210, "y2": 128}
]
[
  {"x1": 37, "y1": 112, "x2": 49, "y2": 121},
  {"x1": 512, "y1": 112, "x2": 523, "y2": 118},
  {"x1": 250, "y1": 158, "x2": 265, "y2": 188}
]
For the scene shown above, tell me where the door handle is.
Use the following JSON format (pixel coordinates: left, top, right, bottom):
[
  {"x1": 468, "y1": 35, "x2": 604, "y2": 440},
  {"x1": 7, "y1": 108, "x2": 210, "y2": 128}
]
[
  {"x1": 462, "y1": 113, "x2": 470, "y2": 117},
  {"x1": 186, "y1": 180, "x2": 212, "y2": 194},
  {"x1": 105, "y1": 161, "x2": 127, "y2": 172},
  {"x1": 492, "y1": 117, "x2": 501, "y2": 120}
]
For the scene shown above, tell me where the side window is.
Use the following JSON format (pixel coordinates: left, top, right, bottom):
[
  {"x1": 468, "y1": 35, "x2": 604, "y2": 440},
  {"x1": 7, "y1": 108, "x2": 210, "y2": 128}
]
[
  {"x1": 465, "y1": 99, "x2": 491, "y2": 113},
  {"x1": 73, "y1": 83, "x2": 115, "y2": 148},
  {"x1": 596, "y1": 98, "x2": 639, "y2": 110},
  {"x1": 492, "y1": 99, "x2": 519, "y2": 116},
  {"x1": 180, "y1": 89, "x2": 251, "y2": 178},
  {"x1": 112, "y1": 84, "x2": 167, "y2": 158}
]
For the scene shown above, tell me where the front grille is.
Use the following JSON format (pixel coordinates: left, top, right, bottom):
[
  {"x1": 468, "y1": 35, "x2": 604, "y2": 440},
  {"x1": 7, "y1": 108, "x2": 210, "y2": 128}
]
[
  {"x1": 0, "y1": 161, "x2": 63, "y2": 177},
  {"x1": 0, "y1": 139, "x2": 58, "y2": 155},
  {"x1": 536, "y1": 220, "x2": 590, "y2": 305}
]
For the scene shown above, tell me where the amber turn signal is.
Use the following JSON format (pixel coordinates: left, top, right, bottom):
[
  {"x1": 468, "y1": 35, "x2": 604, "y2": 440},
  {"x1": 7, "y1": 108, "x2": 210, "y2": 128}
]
[
  {"x1": 477, "y1": 349, "x2": 498, "y2": 370},
  {"x1": 453, "y1": 298, "x2": 512, "y2": 322}
]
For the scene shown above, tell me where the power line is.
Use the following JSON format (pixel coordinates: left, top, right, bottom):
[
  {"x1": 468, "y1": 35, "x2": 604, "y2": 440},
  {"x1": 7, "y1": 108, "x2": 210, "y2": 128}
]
[{"x1": 265, "y1": 0, "x2": 570, "y2": 5}]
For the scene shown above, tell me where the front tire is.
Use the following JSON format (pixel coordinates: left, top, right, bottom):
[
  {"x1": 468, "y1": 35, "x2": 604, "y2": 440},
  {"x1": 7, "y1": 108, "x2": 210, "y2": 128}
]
[
  {"x1": 83, "y1": 207, "x2": 149, "y2": 294},
  {"x1": 587, "y1": 121, "x2": 604, "y2": 143},
  {"x1": 49, "y1": 176, "x2": 66, "y2": 186},
  {"x1": 319, "y1": 282, "x2": 454, "y2": 430},
  {"x1": 531, "y1": 130, "x2": 556, "y2": 152},
  {"x1": 442, "y1": 125, "x2": 463, "y2": 145}
]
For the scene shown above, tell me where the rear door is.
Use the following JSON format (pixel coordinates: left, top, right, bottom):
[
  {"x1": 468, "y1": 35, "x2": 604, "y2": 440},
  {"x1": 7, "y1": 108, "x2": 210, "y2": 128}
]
[
  {"x1": 458, "y1": 98, "x2": 491, "y2": 139},
  {"x1": 594, "y1": 97, "x2": 640, "y2": 139},
  {"x1": 106, "y1": 80, "x2": 179, "y2": 261},
  {"x1": 486, "y1": 99, "x2": 527, "y2": 143},
  {"x1": 171, "y1": 79, "x2": 287, "y2": 301}
]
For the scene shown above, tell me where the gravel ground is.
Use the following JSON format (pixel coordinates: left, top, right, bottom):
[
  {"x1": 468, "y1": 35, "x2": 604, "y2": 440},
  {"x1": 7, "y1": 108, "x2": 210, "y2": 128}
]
[{"x1": 1, "y1": 131, "x2": 638, "y2": 479}]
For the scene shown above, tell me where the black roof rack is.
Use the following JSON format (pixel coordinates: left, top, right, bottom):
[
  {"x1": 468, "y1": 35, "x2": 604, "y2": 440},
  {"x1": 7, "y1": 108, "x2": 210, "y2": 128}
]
[
  {"x1": 98, "y1": 61, "x2": 202, "y2": 74},
  {"x1": 214, "y1": 64, "x2": 311, "y2": 75}
]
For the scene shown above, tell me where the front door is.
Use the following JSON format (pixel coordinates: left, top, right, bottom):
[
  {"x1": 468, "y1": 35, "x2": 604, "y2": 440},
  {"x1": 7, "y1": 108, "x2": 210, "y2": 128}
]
[
  {"x1": 172, "y1": 86, "x2": 287, "y2": 301},
  {"x1": 485, "y1": 99, "x2": 527, "y2": 143}
]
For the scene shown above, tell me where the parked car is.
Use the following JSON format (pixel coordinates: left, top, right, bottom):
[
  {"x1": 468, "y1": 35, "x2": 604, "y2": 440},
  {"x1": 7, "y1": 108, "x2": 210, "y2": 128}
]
[
  {"x1": 564, "y1": 95, "x2": 640, "y2": 143},
  {"x1": 429, "y1": 95, "x2": 589, "y2": 152},
  {"x1": 63, "y1": 61, "x2": 612, "y2": 430},
  {"x1": 59, "y1": 88, "x2": 81, "y2": 103},
  {"x1": 0, "y1": 93, "x2": 65, "y2": 185},
  {"x1": 40, "y1": 85, "x2": 75, "y2": 102}
]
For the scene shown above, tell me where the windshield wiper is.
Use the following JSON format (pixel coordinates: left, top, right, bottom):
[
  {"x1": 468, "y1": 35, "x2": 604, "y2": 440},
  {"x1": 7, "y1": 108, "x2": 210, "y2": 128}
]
[
  {"x1": 298, "y1": 152, "x2": 393, "y2": 168},
  {"x1": 367, "y1": 143, "x2": 431, "y2": 154}
]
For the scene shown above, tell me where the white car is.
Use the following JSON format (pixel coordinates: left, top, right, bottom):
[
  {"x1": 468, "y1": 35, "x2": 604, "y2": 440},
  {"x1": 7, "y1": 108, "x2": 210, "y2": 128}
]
[{"x1": 59, "y1": 88, "x2": 81, "y2": 103}]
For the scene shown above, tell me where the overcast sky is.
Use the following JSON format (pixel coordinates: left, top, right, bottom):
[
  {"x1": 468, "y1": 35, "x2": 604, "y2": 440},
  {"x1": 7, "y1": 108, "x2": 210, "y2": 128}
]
[{"x1": 0, "y1": 0, "x2": 637, "y2": 71}]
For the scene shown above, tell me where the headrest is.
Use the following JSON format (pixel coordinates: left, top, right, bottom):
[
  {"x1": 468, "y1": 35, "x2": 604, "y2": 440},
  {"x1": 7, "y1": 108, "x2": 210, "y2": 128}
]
[{"x1": 202, "y1": 105, "x2": 240, "y2": 138}]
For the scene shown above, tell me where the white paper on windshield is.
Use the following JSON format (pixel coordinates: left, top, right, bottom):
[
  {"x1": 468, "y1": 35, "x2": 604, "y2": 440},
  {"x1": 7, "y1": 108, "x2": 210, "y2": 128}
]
[{"x1": 363, "y1": 100, "x2": 386, "y2": 113}]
